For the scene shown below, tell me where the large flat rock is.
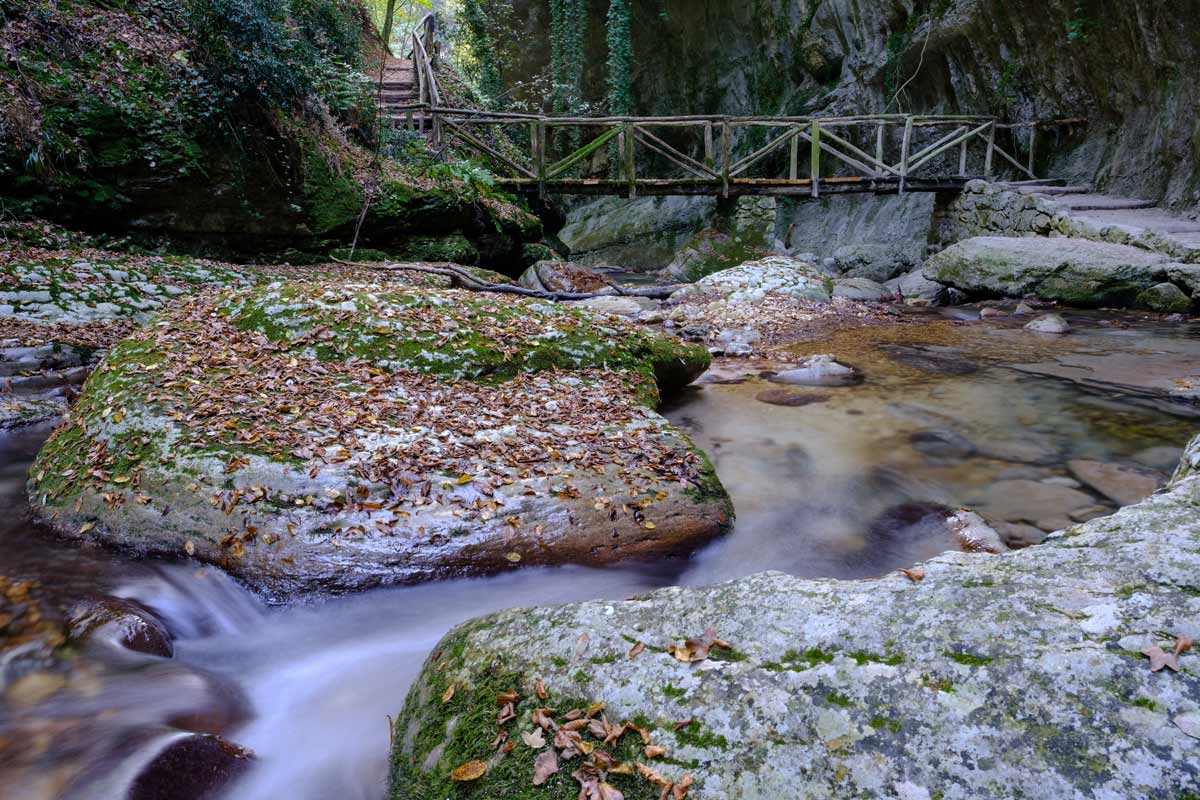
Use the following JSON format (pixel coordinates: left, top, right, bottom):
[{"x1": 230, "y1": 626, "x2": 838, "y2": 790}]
[
  {"x1": 923, "y1": 236, "x2": 1172, "y2": 307},
  {"x1": 393, "y1": 438, "x2": 1200, "y2": 799}
]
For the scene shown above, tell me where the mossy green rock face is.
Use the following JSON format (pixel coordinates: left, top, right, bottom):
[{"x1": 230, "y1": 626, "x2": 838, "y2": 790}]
[
  {"x1": 1136, "y1": 282, "x2": 1193, "y2": 313},
  {"x1": 29, "y1": 283, "x2": 727, "y2": 598},
  {"x1": 924, "y1": 237, "x2": 1172, "y2": 307},
  {"x1": 392, "y1": 438, "x2": 1200, "y2": 799}
]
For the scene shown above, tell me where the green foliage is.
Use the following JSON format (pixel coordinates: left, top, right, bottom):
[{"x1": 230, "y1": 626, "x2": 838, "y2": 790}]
[
  {"x1": 605, "y1": 0, "x2": 633, "y2": 115},
  {"x1": 457, "y1": 0, "x2": 505, "y2": 103},
  {"x1": 550, "y1": 0, "x2": 588, "y2": 115},
  {"x1": 1065, "y1": 2, "x2": 1095, "y2": 43}
]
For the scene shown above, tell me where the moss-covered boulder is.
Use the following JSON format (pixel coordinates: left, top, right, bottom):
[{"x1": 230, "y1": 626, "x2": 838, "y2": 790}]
[
  {"x1": 29, "y1": 283, "x2": 727, "y2": 598},
  {"x1": 923, "y1": 237, "x2": 1172, "y2": 307},
  {"x1": 391, "y1": 438, "x2": 1200, "y2": 800}
]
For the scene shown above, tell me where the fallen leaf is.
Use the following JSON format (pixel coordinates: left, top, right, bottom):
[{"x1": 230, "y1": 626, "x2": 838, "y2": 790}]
[
  {"x1": 532, "y1": 707, "x2": 557, "y2": 730},
  {"x1": 598, "y1": 782, "x2": 625, "y2": 800},
  {"x1": 441, "y1": 683, "x2": 455, "y2": 704},
  {"x1": 586, "y1": 702, "x2": 606, "y2": 718},
  {"x1": 496, "y1": 691, "x2": 520, "y2": 705},
  {"x1": 668, "y1": 627, "x2": 730, "y2": 663},
  {"x1": 1142, "y1": 645, "x2": 1181, "y2": 672},
  {"x1": 628, "y1": 641, "x2": 645, "y2": 659},
  {"x1": 522, "y1": 729, "x2": 546, "y2": 749},
  {"x1": 505, "y1": 551, "x2": 522, "y2": 563},
  {"x1": 673, "y1": 773, "x2": 694, "y2": 799},
  {"x1": 1176, "y1": 636, "x2": 1194, "y2": 656},
  {"x1": 450, "y1": 760, "x2": 487, "y2": 781},
  {"x1": 535, "y1": 678, "x2": 547, "y2": 700},
  {"x1": 899, "y1": 567, "x2": 925, "y2": 583},
  {"x1": 532, "y1": 748, "x2": 559, "y2": 785},
  {"x1": 576, "y1": 632, "x2": 590, "y2": 660},
  {"x1": 636, "y1": 762, "x2": 671, "y2": 787},
  {"x1": 672, "y1": 718, "x2": 693, "y2": 731},
  {"x1": 184, "y1": 540, "x2": 195, "y2": 556},
  {"x1": 644, "y1": 745, "x2": 666, "y2": 758},
  {"x1": 79, "y1": 522, "x2": 95, "y2": 534}
]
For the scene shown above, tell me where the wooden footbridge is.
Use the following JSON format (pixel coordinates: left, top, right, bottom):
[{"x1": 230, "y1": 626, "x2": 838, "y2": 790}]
[{"x1": 383, "y1": 14, "x2": 1079, "y2": 201}]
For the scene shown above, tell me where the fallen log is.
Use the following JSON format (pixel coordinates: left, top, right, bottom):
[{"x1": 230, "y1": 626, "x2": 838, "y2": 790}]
[{"x1": 331, "y1": 257, "x2": 684, "y2": 301}]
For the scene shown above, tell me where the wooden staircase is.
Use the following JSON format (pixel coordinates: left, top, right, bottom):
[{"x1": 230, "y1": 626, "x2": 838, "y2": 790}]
[{"x1": 378, "y1": 56, "x2": 431, "y2": 133}]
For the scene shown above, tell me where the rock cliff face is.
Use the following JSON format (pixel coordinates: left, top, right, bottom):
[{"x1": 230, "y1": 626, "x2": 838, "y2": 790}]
[{"x1": 485, "y1": 0, "x2": 1200, "y2": 209}]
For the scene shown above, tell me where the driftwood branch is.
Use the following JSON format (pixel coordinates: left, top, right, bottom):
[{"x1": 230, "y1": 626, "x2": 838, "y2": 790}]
[{"x1": 331, "y1": 257, "x2": 684, "y2": 301}]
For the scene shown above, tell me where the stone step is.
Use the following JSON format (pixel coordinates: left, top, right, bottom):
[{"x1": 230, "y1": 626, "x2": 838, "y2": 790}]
[
  {"x1": 1066, "y1": 198, "x2": 1158, "y2": 211},
  {"x1": 1026, "y1": 185, "x2": 1094, "y2": 195}
]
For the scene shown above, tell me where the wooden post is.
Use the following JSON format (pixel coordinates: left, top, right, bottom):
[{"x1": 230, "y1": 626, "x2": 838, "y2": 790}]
[
  {"x1": 1027, "y1": 126, "x2": 1037, "y2": 179},
  {"x1": 959, "y1": 138, "x2": 968, "y2": 177},
  {"x1": 721, "y1": 121, "x2": 730, "y2": 198},
  {"x1": 625, "y1": 122, "x2": 636, "y2": 199},
  {"x1": 789, "y1": 128, "x2": 799, "y2": 181},
  {"x1": 616, "y1": 128, "x2": 626, "y2": 180},
  {"x1": 899, "y1": 116, "x2": 914, "y2": 194},
  {"x1": 532, "y1": 121, "x2": 546, "y2": 199},
  {"x1": 704, "y1": 124, "x2": 714, "y2": 170},
  {"x1": 984, "y1": 121, "x2": 996, "y2": 177},
  {"x1": 875, "y1": 122, "x2": 886, "y2": 178},
  {"x1": 810, "y1": 120, "x2": 820, "y2": 198}
]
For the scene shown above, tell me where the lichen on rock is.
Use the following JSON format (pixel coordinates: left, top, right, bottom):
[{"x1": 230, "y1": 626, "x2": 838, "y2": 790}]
[{"x1": 392, "y1": 436, "x2": 1200, "y2": 799}]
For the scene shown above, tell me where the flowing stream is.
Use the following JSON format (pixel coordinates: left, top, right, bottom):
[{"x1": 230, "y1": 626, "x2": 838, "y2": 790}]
[{"x1": 2, "y1": 310, "x2": 1198, "y2": 799}]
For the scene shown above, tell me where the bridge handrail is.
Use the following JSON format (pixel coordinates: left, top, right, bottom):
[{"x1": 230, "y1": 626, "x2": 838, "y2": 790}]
[{"x1": 409, "y1": 13, "x2": 441, "y2": 108}]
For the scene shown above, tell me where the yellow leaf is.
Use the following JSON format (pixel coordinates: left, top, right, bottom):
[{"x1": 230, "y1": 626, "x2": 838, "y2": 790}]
[
  {"x1": 79, "y1": 522, "x2": 94, "y2": 534},
  {"x1": 642, "y1": 521, "x2": 657, "y2": 530},
  {"x1": 450, "y1": 760, "x2": 487, "y2": 782},
  {"x1": 441, "y1": 683, "x2": 455, "y2": 704},
  {"x1": 112, "y1": 413, "x2": 124, "y2": 424},
  {"x1": 505, "y1": 552, "x2": 522, "y2": 563},
  {"x1": 456, "y1": 474, "x2": 473, "y2": 485}
]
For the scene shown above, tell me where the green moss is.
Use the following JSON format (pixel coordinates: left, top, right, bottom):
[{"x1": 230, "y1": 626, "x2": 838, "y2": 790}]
[
  {"x1": 1130, "y1": 697, "x2": 1159, "y2": 711},
  {"x1": 302, "y1": 147, "x2": 365, "y2": 235},
  {"x1": 869, "y1": 716, "x2": 903, "y2": 733},
  {"x1": 849, "y1": 651, "x2": 905, "y2": 666},
  {"x1": 825, "y1": 692, "x2": 852, "y2": 707},
  {"x1": 662, "y1": 683, "x2": 687, "y2": 698},
  {"x1": 944, "y1": 650, "x2": 994, "y2": 667},
  {"x1": 589, "y1": 653, "x2": 619, "y2": 665},
  {"x1": 673, "y1": 719, "x2": 728, "y2": 750}
]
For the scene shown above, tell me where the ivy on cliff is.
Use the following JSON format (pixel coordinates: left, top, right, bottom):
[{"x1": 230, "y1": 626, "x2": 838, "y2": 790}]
[
  {"x1": 549, "y1": 0, "x2": 587, "y2": 116},
  {"x1": 605, "y1": 0, "x2": 632, "y2": 115}
]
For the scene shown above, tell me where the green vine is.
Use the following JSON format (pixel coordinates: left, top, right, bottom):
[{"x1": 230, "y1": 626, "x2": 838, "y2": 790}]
[
  {"x1": 458, "y1": 0, "x2": 504, "y2": 103},
  {"x1": 605, "y1": 0, "x2": 633, "y2": 115},
  {"x1": 549, "y1": 0, "x2": 587, "y2": 115}
]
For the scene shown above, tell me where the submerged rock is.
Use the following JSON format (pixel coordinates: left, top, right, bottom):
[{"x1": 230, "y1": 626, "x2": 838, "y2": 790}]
[
  {"x1": 128, "y1": 733, "x2": 253, "y2": 800},
  {"x1": 575, "y1": 296, "x2": 658, "y2": 319},
  {"x1": 393, "y1": 439, "x2": 1200, "y2": 799},
  {"x1": 768, "y1": 354, "x2": 859, "y2": 387},
  {"x1": 29, "y1": 284, "x2": 729, "y2": 598},
  {"x1": 924, "y1": 236, "x2": 1170, "y2": 307},
  {"x1": 1024, "y1": 313, "x2": 1071, "y2": 334},
  {"x1": 1067, "y1": 459, "x2": 1164, "y2": 507},
  {"x1": 754, "y1": 389, "x2": 831, "y2": 407}
]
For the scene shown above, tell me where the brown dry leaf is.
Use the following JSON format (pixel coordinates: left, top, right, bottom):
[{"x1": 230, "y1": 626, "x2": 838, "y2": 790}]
[
  {"x1": 673, "y1": 773, "x2": 694, "y2": 799},
  {"x1": 672, "y1": 718, "x2": 693, "y2": 731},
  {"x1": 563, "y1": 718, "x2": 589, "y2": 732},
  {"x1": 636, "y1": 762, "x2": 671, "y2": 787},
  {"x1": 628, "y1": 641, "x2": 645, "y2": 659},
  {"x1": 1176, "y1": 636, "x2": 1194, "y2": 656},
  {"x1": 627, "y1": 723, "x2": 651, "y2": 745},
  {"x1": 492, "y1": 729, "x2": 509, "y2": 750},
  {"x1": 586, "y1": 701, "x2": 606, "y2": 718},
  {"x1": 522, "y1": 729, "x2": 546, "y2": 749},
  {"x1": 899, "y1": 567, "x2": 925, "y2": 582},
  {"x1": 1142, "y1": 645, "x2": 1181, "y2": 673},
  {"x1": 498, "y1": 702, "x2": 516, "y2": 725},
  {"x1": 441, "y1": 683, "x2": 455, "y2": 704},
  {"x1": 644, "y1": 745, "x2": 666, "y2": 758},
  {"x1": 532, "y1": 749, "x2": 559, "y2": 785},
  {"x1": 535, "y1": 678, "x2": 548, "y2": 700},
  {"x1": 564, "y1": 708, "x2": 584, "y2": 721},
  {"x1": 532, "y1": 707, "x2": 557, "y2": 731},
  {"x1": 598, "y1": 782, "x2": 625, "y2": 800},
  {"x1": 450, "y1": 760, "x2": 487, "y2": 782},
  {"x1": 608, "y1": 761, "x2": 634, "y2": 776},
  {"x1": 502, "y1": 740, "x2": 515, "y2": 753},
  {"x1": 668, "y1": 627, "x2": 729, "y2": 663},
  {"x1": 496, "y1": 691, "x2": 520, "y2": 705},
  {"x1": 576, "y1": 632, "x2": 591, "y2": 660}
]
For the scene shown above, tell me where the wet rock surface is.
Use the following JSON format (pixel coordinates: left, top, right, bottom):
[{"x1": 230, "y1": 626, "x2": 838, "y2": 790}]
[
  {"x1": 393, "y1": 439, "x2": 1200, "y2": 799},
  {"x1": 29, "y1": 283, "x2": 728, "y2": 597},
  {"x1": 518, "y1": 260, "x2": 613, "y2": 294},
  {"x1": 924, "y1": 236, "x2": 1174, "y2": 307},
  {"x1": 767, "y1": 354, "x2": 859, "y2": 387},
  {"x1": 128, "y1": 733, "x2": 254, "y2": 800}
]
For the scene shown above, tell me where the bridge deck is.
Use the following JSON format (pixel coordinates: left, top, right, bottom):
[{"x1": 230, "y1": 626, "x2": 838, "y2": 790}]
[{"x1": 495, "y1": 175, "x2": 975, "y2": 197}]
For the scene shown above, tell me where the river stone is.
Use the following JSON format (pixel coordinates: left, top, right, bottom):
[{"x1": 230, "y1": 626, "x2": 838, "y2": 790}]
[
  {"x1": 673, "y1": 256, "x2": 832, "y2": 305},
  {"x1": 884, "y1": 268, "x2": 949, "y2": 306},
  {"x1": 575, "y1": 295, "x2": 658, "y2": 318},
  {"x1": 29, "y1": 283, "x2": 730, "y2": 598},
  {"x1": 1135, "y1": 282, "x2": 1192, "y2": 313},
  {"x1": 909, "y1": 428, "x2": 975, "y2": 460},
  {"x1": 968, "y1": 479, "x2": 1096, "y2": 526},
  {"x1": 1024, "y1": 313, "x2": 1071, "y2": 334},
  {"x1": 128, "y1": 733, "x2": 254, "y2": 800},
  {"x1": 1067, "y1": 459, "x2": 1164, "y2": 506},
  {"x1": 924, "y1": 236, "x2": 1171, "y2": 307},
  {"x1": 68, "y1": 596, "x2": 174, "y2": 657},
  {"x1": 832, "y1": 277, "x2": 892, "y2": 301},
  {"x1": 518, "y1": 260, "x2": 613, "y2": 294},
  {"x1": 946, "y1": 509, "x2": 1008, "y2": 554},
  {"x1": 754, "y1": 389, "x2": 831, "y2": 407},
  {"x1": 393, "y1": 437, "x2": 1200, "y2": 799},
  {"x1": 767, "y1": 354, "x2": 858, "y2": 386}
]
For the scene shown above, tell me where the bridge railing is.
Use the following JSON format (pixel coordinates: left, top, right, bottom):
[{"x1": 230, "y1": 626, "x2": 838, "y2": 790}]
[{"x1": 423, "y1": 108, "x2": 1078, "y2": 197}]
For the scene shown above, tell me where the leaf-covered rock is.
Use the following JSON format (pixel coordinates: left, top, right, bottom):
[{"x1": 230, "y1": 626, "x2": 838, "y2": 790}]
[{"x1": 28, "y1": 283, "x2": 728, "y2": 598}]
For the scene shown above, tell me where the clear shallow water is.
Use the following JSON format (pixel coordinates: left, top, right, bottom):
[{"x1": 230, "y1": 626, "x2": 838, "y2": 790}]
[{"x1": 1, "y1": 312, "x2": 1198, "y2": 799}]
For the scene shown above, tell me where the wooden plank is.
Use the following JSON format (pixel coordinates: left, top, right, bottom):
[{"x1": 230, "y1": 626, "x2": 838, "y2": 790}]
[
  {"x1": 616, "y1": 130, "x2": 626, "y2": 179},
  {"x1": 810, "y1": 120, "x2": 820, "y2": 198},
  {"x1": 545, "y1": 125, "x2": 620, "y2": 179},
  {"x1": 984, "y1": 122, "x2": 996, "y2": 177},
  {"x1": 625, "y1": 122, "x2": 636, "y2": 198},
  {"x1": 721, "y1": 121, "x2": 730, "y2": 198},
  {"x1": 816, "y1": 126, "x2": 899, "y2": 176},
  {"x1": 789, "y1": 129, "x2": 799, "y2": 180},
  {"x1": 1027, "y1": 127, "x2": 1037, "y2": 178},
  {"x1": 959, "y1": 138, "x2": 968, "y2": 177},
  {"x1": 907, "y1": 121, "x2": 992, "y2": 173},
  {"x1": 989, "y1": 139, "x2": 1039, "y2": 180},
  {"x1": 704, "y1": 124, "x2": 714, "y2": 170},
  {"x1": 443, "y1": 120, "x2": 536, "y2": 179},
  {"x1": 876, "y1": 123, "x2": 886, "y2": 178},
  {"x1": 729, "y1": 127, "x2": 801, "y2": 176},
  {"x1": 898, "y1": 116, "x2": 913, "y2": 194},
  {"x1": 633, "y1": 126, "x2": 719, "y2": 178}
]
